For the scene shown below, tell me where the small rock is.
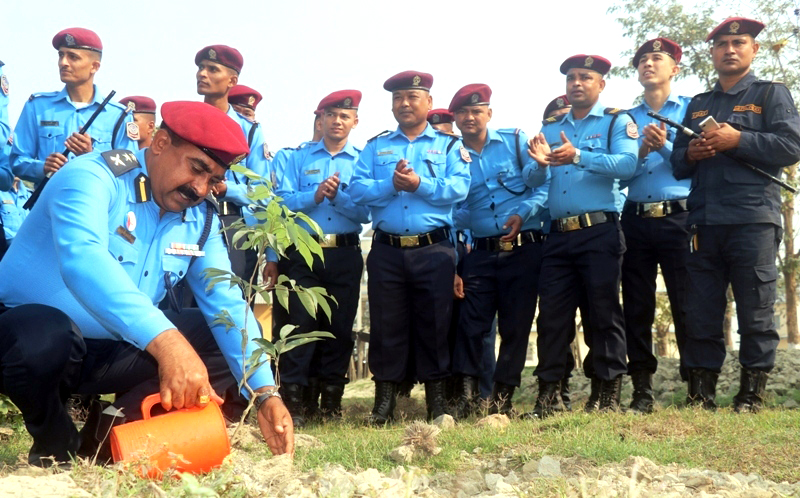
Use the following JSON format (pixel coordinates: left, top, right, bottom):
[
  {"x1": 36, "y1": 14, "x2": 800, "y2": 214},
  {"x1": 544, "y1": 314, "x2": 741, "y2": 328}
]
[
  {"x1": 476, "y1": 414, "x2": 510, "y2": 429},
  {"x1": 522, "y1": 460, "x2": 538, "y2": 476},
  {"x1": 388, "y1": 444, "x2": 415, "y2": 464},
  {"x1": 485, "y1": 472, "x2": 503, "y2": 491},
  {"x1": 504, "y1": 470, "x2": 520, "y2": 485},
  {"x1": 295, "y1": 433, "x2": 325, "y2": 449},
  {"x1": 783, "y1": 399, "x2": 798, "y2": 409},
  {"x1": 433, "y1": 414, "x2": 455, "y2": 428},
  {"x1": 686, "y1": 475, "x2": 714, "y2": 490},
  {"x1": 538, "y1": 455, "x2": 562, "y2": 477}
]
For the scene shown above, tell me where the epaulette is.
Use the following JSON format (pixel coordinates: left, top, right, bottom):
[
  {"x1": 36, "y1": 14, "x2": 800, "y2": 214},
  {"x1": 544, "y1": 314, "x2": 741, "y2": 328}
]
[
  {"x1": 367, "y1": 130, "x2": 391, "y2": 143},
  {"x1": 105, "y1": 100, "x2": 127, "y2": 111},
  {"x1": 28, "y1": 91, "x2": 59, "y2": 102},
  {"x1": 101, "y1": 149, "x2": 140, "y2": 177},
  {"x1": 542, "y1": 115, "x2": 566, "y2": 125},
  {"x1": 0, "y1": 60, "x2": 4, "y2": 67},
  {"x1": 497, "y1": 128, "x2": 521, "y2": 135},
  {"x1": 298, "y1": 140, "x2": 316, "y2": 149},
  {"x1": 604, "y1": 107, "x2": 624, "y2": 115}
]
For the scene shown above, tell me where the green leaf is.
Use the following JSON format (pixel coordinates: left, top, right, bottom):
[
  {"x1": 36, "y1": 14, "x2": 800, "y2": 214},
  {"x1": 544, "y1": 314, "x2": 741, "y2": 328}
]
[
  {"x1": 276, "y1": 336, "x2": 327, "y2": 354},
  {"x1": 279, "y1": 324, "x2": 298, "y2": 340}
]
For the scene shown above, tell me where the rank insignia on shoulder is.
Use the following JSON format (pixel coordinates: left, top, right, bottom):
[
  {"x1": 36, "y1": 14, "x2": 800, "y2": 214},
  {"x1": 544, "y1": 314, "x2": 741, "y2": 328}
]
[
  {"x1": 460, "y1": 146, "x2": 472, "y2": 163},
  {"x1": 134, "y1": 173, "x2": 151, "y2": 203},
  {"x1": 165, "y1": 242, "x2": 205, "y2": 257},
  {"x1": 605, "y1": 108, "x2": 623, "y2": 115},
  {"x1": 0, "y1": 74, "x2": 8, "y2": 96},
  {"x1": 116, "y1": 225, "x2": 136, "y2": 244},
  {"x1": 126, "y1": 121, "x2": 140, "y2": 140},
  {"x1": 626, "y1": 121, "x2": 639, "y2": 139},
  {"x1": 102, "y1": 149, "x2": 140, "y2": 177}
]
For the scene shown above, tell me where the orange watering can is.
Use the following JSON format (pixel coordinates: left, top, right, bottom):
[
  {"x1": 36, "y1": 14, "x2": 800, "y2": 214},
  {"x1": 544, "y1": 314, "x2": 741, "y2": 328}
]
[{"x1": 110, "y1": 393, "x2": 230, "y2": 478}]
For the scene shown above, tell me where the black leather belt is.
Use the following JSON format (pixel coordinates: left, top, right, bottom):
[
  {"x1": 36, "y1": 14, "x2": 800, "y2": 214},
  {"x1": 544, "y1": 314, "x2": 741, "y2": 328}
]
[
  {"x1": 550, "y1": 211, "x2": 616, "y2": 233},
  {"x1": 312, "y1": 232, "x2": 361, "y2": 248},
  {"x1": 626, "y1": 199, "x2": 688, "y2": 218},
  {"x1": 374, "y1": 227, "x2": 449, "y2": 248},
  {"x1": 474, "y1": 230, "x2": 544, "y2": 251},
  {"x1": 218, "y1": 201, "x2": 243, "y2": 217}
]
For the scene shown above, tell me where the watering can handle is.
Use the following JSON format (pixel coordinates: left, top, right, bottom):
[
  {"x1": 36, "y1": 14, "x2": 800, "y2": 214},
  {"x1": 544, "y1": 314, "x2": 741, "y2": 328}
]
[{"x1": 140, "y1": 393, "x2": 226, "y2": 420}]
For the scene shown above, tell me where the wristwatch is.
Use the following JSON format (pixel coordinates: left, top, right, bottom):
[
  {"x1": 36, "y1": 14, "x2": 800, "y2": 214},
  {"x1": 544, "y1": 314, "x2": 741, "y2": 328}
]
[
  {"x1": 572, "y1": 149, "x2": 582, "y2": 165},
  {"x1": 253, "y1": 389, "x2": 282, "y2": 411}
]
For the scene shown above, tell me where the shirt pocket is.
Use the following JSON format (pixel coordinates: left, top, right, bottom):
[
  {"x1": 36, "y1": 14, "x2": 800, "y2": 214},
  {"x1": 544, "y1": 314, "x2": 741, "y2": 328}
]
[
  {"x1": 375, "y1": 154, "x2": 399, "y2": 180},
  {"x1": 726, "y1": 111, "x2": 763, "y2": 133},
  {"x1": 300, "y1": 168, "x2": 324, "y2": 191},
  {"x1": 37, "y1": 126, "x2": 65, "y2": 154},
  {"x1": 422, "y1": 153, "x2": 446, "y2": 179},
  {"x1": 108, "y1": 233, "x2": 139, "y2": 268},
  {"x1": 580, "y1": 137, "x2": 607, "y2": 154},
  {"x1": 90, "y1": 125, "x2": 113, "y2": 150}
]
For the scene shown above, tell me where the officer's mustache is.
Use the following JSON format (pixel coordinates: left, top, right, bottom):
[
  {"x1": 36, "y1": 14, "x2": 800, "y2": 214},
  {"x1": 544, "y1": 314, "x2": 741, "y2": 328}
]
[{"x1": 177, "y1": 185, "x2": 200, "y2": 202}]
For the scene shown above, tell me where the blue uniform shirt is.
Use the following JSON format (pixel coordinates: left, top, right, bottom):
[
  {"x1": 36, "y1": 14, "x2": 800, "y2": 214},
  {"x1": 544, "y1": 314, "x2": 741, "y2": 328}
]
[
  {"x1": 0, "y1": 63, "x2": 13, "y2": 191},
  {"x1": 623, "y1": 93, "x2": 691, "y2": 202},
  {"x1": 526, "y1": 102, "x2": 638, "y2": 219},
  {"x1": 350, "y1": 124, "x2": 470, "y2": 234},
  {"x1": 0, "y1": 148, "x2": 274, "y2": 393},
  {"x1": 10, "y1": 85, "x2": 137, "y2": 184},
  {"x1": 219, "y1": 105, "x2": 269, "y2": 210},
  {"x1": 0, "y1": 182, "x2": 31, "y2": 242},
  {"x1": 268, "y1": 141, "x2": 316, "y2": 192},
  {"x1": 455, "y1": 128, "x2": 550, "y2": 238},
  {"x1": 277, "y1": 139, "x2": 369, "y2": 234}
]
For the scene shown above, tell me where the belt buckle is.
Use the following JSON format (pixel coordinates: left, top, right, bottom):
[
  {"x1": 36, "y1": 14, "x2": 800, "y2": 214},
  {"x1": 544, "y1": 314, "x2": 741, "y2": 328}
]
[
  {"x1": 400, "y1": 235, "x2": 419, "y2": 248},
  {"x1": 319, "y1": 235, "x2": 335, "y2": 248},
  {"x1": 499, "y1": 240, "x2": 514, "y2": 251},
  {"x1": 646, "y1": 203, "x2": 666, "y2": 218},
  {"x1": 562, "y1": 216, "x2": 581, "y2": 232}
]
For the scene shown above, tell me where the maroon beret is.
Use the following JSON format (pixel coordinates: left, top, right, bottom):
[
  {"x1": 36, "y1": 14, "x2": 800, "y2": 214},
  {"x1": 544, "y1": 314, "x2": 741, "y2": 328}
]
[
  {"x1": 383, "y1": 70, "x2": 433, "y2": 92},
  {"x1": 448, "y1": 83, "x2": 492, "y2": 112},
  {"x1": 632, "y1": 38, "x2": 682, "y2": 67},
  {"x1": 229, "y1": 85, "x2": 262, "y2": 109},
  {"x1": 316, "y1": 89, "x2": 362, "y2": 113},
  {"x1": 560, "y1": 54, "x2": 612, "y2": 75},
  {"x1": 706, "y1": 17, "x2": 765, "y2": 42},
  {"x1": 52, "y1": 28, "x2": 102, "y2": 53},
  {"x1": 427, "y1": 109, "x2": 454, "y2": 125},
  {"x1": 161, "y1": 101, "x2": 249, "y2": 168},
  {"x1": 195, "y1": 45, "x2": 243, "y2": 73},
  {"x1": 543, "y1": 95, "x2": 571, "y2": 120},
  {"x1": 119, "y1": 96, "x2": 156, "y2": 114}
]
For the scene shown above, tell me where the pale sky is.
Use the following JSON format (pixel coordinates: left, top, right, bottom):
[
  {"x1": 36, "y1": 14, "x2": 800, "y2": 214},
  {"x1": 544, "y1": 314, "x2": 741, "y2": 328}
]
[{"x1": 4, "y1": 0, "x2": 704, "y2": 151}]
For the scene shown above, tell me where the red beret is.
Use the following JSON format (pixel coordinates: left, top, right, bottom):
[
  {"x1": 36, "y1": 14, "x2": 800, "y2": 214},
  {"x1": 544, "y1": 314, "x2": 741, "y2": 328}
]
[
  {"x1": 427, "y1": 109, "x2": 454, "y2": 125},
  {"x1": 448, "y1": 83, "x2": 492, "y2": 112},
  {"x1": 543, "y1": 95, "x2": 571, "y2": 120},
  {"x1": 316, "y1": 89, "x2": 362, "y2": 113},
  {"x1": 706, "y1": 17, "x2": 765, "y2": 42},
  {"x1": 229, "y1": 85, "x2": 262, "y2": 109},
  {"x1": 195, "y1": 45, "x2": 243, "y2": 74},
  {"x1": 119, "y1": 96, "x2": 156, "y2": 114},
  {"x1": 161, "y1": 101, "x2": 249, "y2": 168},
  {"x1": 52, "y1": 28, "x2": 102, "y2": 53},
  {"x1": 632, "y1": 38, "x2": 682, "y2": 68},
  {"x1": 383, "y1": 70, "x2": 433, "y2": 92},
  {"x1": 560, "y1": 54, "x2": 611, "y2": 75}
]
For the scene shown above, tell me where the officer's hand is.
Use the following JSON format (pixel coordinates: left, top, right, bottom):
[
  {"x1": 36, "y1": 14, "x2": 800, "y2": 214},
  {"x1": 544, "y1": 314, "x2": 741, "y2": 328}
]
[
  {"x1": 642, "y1": 122, "x2": 667, "y2": 151},
  {"x1": 686, "y1": 136, "x2": 715, "y2": 162},
  {"x1": 146, "y1": 328, "x2": 215, "y2": 412},
  {"x1": 262, "y1": 261, "x2": 278, "y2": 290},
  {"x1": 314, "y1": 181, "x2": 330, "y2": 204},
  {"x1": 547, "y1": 131, "x2": 576, "y2": 166},
  {"x1": 527, "y1": 133, "x2": 551, "y2": 166},
  {"x1": 323, "y1": 173, "x2": 341, "y2": 200},
  {"x1": 393, "y1": 168, "x2": 420, "y2": 192},
  {"x1": 454, "y1": 274, "x2": 465, "y2": 299},
  {"x1": 44, "y1": 153, "x2": 68, "y2": 176},
  {"x1": 212, "y1": 181, "x2": 228, "y2": 198},
  {"x1": 257, "y1": 395, "x2": 295, "y2": 456},
  {"x1": 703, "y1": 123, "x2": 741, "y2": 153},
  {"x1": 64, "y1": 132, "x2": 93, "y2": 155},
  {"x1": 500, "y1": 214, "x2": 523, "y2": 241}
]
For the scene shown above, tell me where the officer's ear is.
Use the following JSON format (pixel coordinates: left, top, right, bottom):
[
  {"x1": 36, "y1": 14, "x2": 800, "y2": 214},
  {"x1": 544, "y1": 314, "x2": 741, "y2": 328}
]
[
  {"x1": 426, "y1": 92, "x2": 433, "y2": 111},
  {"x1": 670, "y1": 60, "x2": 681, "y2": 79},
  {"x1": 752, "y1": 40, "x2": 760, "y2": 56},
  {"x1": 149, "y1": 128, "x2": 171, "y2": 155},
  {"x1": 487, "y1": 107, "x2": 493, "y2": 122},
  {"x1": 90, "y1": 53, "x2": 101, "y2": 75},
  {"x1": 599, "y1": 78, "x2": 606, "y2": 92},
  {"x1": 353, "y1": 113, "x2": 359, "y2": 129},
  {"x1": 228, "y1": 71, "x2": 239, "y2": 90}
]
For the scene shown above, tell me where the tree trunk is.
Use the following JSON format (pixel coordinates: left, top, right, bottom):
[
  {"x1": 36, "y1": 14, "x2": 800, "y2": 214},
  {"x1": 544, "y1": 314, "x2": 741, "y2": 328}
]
[
  {"x1": 655, "y1": 324, "x2": 670, "y2": 357},
  {"x1": 782, "y1": 167, "x2": 799, "y2": 348},
  {"x1": 723, "y1": 286, "x2": 735, "y2": 350}
]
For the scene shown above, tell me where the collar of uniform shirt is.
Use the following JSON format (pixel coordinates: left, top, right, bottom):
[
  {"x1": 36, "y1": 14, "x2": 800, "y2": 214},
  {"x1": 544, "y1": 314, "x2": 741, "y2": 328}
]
[
  {"x1": 638, "y1": 91, "x2": 684, "y2": 112},
  {"x1": 563, "y1": 100, "x2": 606, "y2": 125},
  {"x1": 713, "y1": 71, "x2": 757, "y2": 95},
  {"x1": 309, "y1": 139, "x2": 359, "y2": 158},
  {"x1": 56, "y1": 84, "x2": 107, "y2": 105},
  {"x1": 388, "y1": 122, "x2": 438, "y2": 141},
  {"x1": 464, "y1": 128, "x2": 503, "y2": 154}
]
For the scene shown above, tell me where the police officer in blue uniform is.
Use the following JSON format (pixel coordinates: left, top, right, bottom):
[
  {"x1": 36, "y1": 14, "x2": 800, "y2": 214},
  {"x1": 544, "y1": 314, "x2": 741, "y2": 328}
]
[
  {"x1": 10, "y1": 28, "x2": 137, "y2": 186},
  {"x1": 350, "y1": 71, "x2": 470, "y2": 423},
  {"x1": 671, "y1": 18, "x2": 800, "y2": 412},
  {"x1": 118, "y1": 96, "x2": 157, "y2": 149},
  {"x1": 194, "y1": 45, "x2": 277, "y2": 286},
  {"x1": 275, "y1": 90, "x2": 369, "y2": 425},
  {"x1": 0, "y1": 101, "x2": 293, "y2": 466},
  {"x1": 525, "y1": 55, "x2": 638, "y2": 418},
  {"x1": 229, "y1": 84, "x2": 262, "y2": 123},
  {"x1": 0, "y1": 178, "x2": 32, "y2": 260},
  {"x1": 448, "y1": 84, "x2": 549, "y2": 418},
  {"x1": 0, "y1": 61, "x2": 12, "y2": 259},
  {"x1": 621, "y1": 38, "x2": 692, "y2": 414}
]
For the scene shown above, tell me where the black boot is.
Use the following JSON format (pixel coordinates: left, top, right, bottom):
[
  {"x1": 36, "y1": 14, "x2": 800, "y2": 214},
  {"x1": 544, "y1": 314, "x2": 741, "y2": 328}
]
[
  {"x1": 319, "y1": 382, "x2": 345, "y2": 420},
  {"x1": 279, "y1": 383, "x2": 307, "y2": 428},
  {"x1": 304, "y1": 377, "x2": 321, "y2": 421},
  {"x1": 488, "y1": 382, "x2": 516, "y2": 416},
  {"x1": 425, "y1": 379, "x2": 449, "y2": 420},
  {"x1": 77, "y1": 400, "x2": 126, "y2": 465},
  {"x1": 397, "y1": 379, "x2": 415, "y2": 398},
  {"x1": 686, "y1": 368, "x2": 718, "y2": 410},
  {"x1": 598, "y1": 376, "x2": 623, "y2": 412},
  {"x1": 370, "y1": 381, "x2": 397, "y2": 425},
  {"x1": 455, "y1": 375, "x2": 479, "y2": 420},
  {"x1": 559, "y1": 378, "x2": 572, "y2": 411},
  {"x1": 733, "y1": 369, "x2": 768, "y2": 413},
  {"x1": 523, "y1": 379, "x2": 561, "y2": 419},
  {"x1": 584, "y1": 377, "x2": 601, "y2": 413},
  {"x1": 629, "y1": 371, "x2": 655, "y2": 414}
]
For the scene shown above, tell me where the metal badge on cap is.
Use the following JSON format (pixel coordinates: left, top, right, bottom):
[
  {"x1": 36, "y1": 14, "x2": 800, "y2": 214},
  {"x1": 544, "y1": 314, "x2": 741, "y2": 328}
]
[
  {"x1": 585, "y1": 56, "x2": 594, "y2": 67},
  {"x1": 432, "y1": 114, "x2": 441, "y2": 123},
  {"x1": 556, "y1": 97, "x2": 565, "y2": 107},
  {"x1": 730, "y1": 21, "x2": 740, "y2": 33},
  {"x1": 653, "y1": 40, "x2": 662, "y2": 51},
  {"x1": 126, "y1": 101, "x2": 136, "y2": 112},
  {"x1": 344, "y1": 97, "x2": 352, "y2": 107},
  {"x1": 412, "y1": 75, "x2": 421, "y2": 86},
  {"x1": 65, "y1": 33, "x2": 75, "y2": 46},
  {"x1": 471, "y1": 93, "x2": 479, "y2": 103},
  {"x1": 248, "y1": 96, "x2": 255, "y2": 106},
  {"x1": 208, "y1": 48, "x2": 217, "y2": 60}
]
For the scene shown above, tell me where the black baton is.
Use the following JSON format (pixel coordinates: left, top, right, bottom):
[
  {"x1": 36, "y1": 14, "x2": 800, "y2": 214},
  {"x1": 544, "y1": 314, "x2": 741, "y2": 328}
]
[
  {"x1": 24, "y1": 90, "x2": 118, "y2": 209},
  {"x1": 647, "y1": 110, "x2": 796, "y2": 194}
]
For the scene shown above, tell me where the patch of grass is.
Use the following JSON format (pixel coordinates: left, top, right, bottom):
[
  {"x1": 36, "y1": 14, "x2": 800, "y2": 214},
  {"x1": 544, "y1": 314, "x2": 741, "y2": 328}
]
[{"x1": 0, "y1": 416, "x2": 29, "y2": 467}]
